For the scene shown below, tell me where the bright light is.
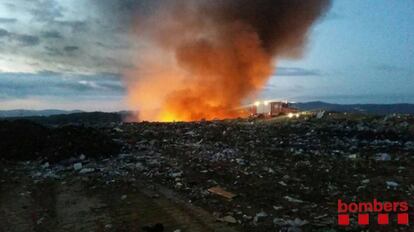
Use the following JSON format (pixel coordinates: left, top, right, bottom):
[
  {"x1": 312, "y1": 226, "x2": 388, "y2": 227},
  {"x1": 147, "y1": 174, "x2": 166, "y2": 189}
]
[
  {"x1": 254, "y1": 101, "x2": 261, "y2": 106},
  {"x1": 264, "y1": 101, "x2": 269, "y2": 106},
  {"x1": 288, "y1": 113, "x2": 294, "y2": 118}
]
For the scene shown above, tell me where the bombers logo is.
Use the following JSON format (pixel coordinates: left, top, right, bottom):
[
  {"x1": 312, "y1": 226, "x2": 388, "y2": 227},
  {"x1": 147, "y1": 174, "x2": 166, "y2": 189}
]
[{"x1": 338, "y1": 199, "x2": 410, "y2": 226}]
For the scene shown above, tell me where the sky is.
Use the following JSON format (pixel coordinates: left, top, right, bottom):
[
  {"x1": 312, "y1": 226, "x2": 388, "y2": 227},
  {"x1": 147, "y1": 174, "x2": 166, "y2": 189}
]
[{"x1": 0, "y1": 0, "x2": 413, "y2": 111}]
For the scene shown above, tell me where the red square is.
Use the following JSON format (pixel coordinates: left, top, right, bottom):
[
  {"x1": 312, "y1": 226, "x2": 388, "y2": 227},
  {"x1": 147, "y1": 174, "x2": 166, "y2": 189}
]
[
  {"x1": 378, "y1": 214, "x2": 389, "y2": 225},
  {"x1": 358, "y1": 214, "x2": 369, "y2": 225},
  {"x1": 398, "y1": 213, "x2": 409, "y2": 225},
  {"x1": 338, "y1": 214, "x2": 349, "y2": 226}
]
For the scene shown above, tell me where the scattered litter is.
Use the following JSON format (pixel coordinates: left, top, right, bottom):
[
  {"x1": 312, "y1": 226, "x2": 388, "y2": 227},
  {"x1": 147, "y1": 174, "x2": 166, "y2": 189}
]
[
  {"x1": 41, "y1": 162, "x2": 49, "y2": 169},
  {"x1": 284, "y1": 196, "x2": 304, "y2": 203},
  {"x1": 79, "y1": 168, "x2": 95, "y2": 174},
  {"x1": 386, "y1": 181, "x2": 399, "y2": 190},
  {"x1": 375, "y1": 153, "x2": 391, "y2": 161},
  {"x1": 220, "y1": 215, "x2": 237, "y2": 224},
  {"x1": 316, "y1": 111, "x2": 325, "y2": 119},
  {"x1": 73, "y1": 163, "x2": 82, "y2": 171},
  {"x1": 254, "y1": 210, "x2": 268, "y2": 223},
  {"x1": 208, "y1": 186, "x2": 236, "y2": 199}
]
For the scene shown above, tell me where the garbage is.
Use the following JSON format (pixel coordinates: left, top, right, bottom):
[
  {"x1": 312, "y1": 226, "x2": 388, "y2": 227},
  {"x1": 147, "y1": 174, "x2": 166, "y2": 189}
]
[
  {"x1": 287, "y1": 218, "x2": 309, "y2": 227},
  {"x1": 208, "y1": 186, "x2": 236, "y2": 199},
  {"x1": 375, "y1": 153, "x2": 391, "y2": 161},
  {"x1": 254, "y1": 210, "x2": 268, "y2": 223},
  {"x1": 220, "y1": 215, "x2": 237, "y2": 224},
  {"x1": 361, "y1": 179, "x2": 370, "y2": 184},
  {"x1": 386, "y1": 181, "x2": 399, "y2": 190},
  {"x1": 2, "y1": 112, "x2": 413, "y2": 231},
  {"x1": 79, "y1": 168, "x2": 95, "y2": 174},
  {"x1": 41, "y1": 162, "x2": 49, "y2": 169},
  {"x1": 73, "y1": 163, "x2": 82, "y2": 171},
  {"x1": 316, "y1": 111, "x2": 325, "y2": 119},
  {"x1": 284, "y1": 196, "x2": 304, "y2": 203}
]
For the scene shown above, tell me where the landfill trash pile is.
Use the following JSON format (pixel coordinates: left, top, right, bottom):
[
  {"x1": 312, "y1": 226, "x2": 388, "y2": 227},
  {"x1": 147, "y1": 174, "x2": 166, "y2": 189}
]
[
  {"x1": 0, "y1": 120, "x2": 121, "y2": 162},
  {"x1": 1, "y1": 112, "x2": 413, "y2": 231}
]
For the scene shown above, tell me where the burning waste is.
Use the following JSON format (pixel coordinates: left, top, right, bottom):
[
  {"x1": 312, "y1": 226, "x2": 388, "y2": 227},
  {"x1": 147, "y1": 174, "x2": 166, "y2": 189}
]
[{"x1": 125, "y1": 0, "x2": 331, "y2": 122}]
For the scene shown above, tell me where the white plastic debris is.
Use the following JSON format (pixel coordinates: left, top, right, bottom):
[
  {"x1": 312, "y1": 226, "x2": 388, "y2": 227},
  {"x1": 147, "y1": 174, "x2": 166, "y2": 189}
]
[
  {"x1": 273, "y1": 205, "x2": 283, "y2": 211},
  {"x1": 73, "y1": 162, "x2": 82, "y2": 171},
  {"x1": 316, "y1": 111, "x2": 325, "y2": 119},
  {"x1": 386, "y1": 181, "x2": 399, "y2": 190},
  {"x1": 79, "y1": 168, "x2": 94, "y2": 174},
  {"x1": 348, "y1": 154, "x2": 357, "y2": 159},
  {"x1": 278, "y1": 181, "x2": 288, "y2": 187},
  {"x1": 254, "y1": 211, "x2": 268, "y2": 223},
  {"x1": 361, "y1": 179, "x2": 370, "y2": 184},
  {"x1": 284, "y1": 196, "x2": 304, "y2": 203},
  {"x1": 273, "y1": 218, "x2": 287, "y2": 226},
  {"x1": 375, "y1": 153, "x2": 391, "y2": 161},
  {"x1": 287, "y1": 218, "x2": 309, "y2": 227},
  {"x1": 221, "y1": 215, "x2": 237, "y2": 224},
  {"x1": 36, "y1": 217, "x2": 45, "y2": 225},
  {"x1": 170, "y1": 171, "x2": 183, "y2": 178}
]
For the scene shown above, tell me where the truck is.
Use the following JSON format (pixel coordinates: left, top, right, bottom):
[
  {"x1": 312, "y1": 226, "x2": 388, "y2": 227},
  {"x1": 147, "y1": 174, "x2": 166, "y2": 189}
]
[{"x1": 248, "y1": 101, "x2": 299, "y2": 118}]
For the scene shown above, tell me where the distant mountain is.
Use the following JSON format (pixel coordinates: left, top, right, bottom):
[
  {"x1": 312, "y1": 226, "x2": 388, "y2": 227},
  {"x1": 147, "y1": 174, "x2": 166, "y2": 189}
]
[
  {"x1": 0, "y1": 109, "x2": 82, "y2": 118},
  {"x1": 2, "y1": 112, "x2": 128, "y2": 126},
  {"x1": 293, "y1": 101, "x2": 414, "y2": 115}
]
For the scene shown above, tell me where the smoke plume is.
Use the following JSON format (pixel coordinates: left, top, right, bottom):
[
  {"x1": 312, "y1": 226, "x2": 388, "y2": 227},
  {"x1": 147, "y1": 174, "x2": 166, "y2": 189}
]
[{"x1": 126, "y1": 0, "x2": 331, "y2": 121}]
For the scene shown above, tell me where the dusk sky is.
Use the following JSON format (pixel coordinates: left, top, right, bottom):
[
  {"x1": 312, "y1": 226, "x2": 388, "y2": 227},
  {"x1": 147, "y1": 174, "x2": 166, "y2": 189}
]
[{"x1": 0, "y1": 0, "x2": 413, "y2": 111}]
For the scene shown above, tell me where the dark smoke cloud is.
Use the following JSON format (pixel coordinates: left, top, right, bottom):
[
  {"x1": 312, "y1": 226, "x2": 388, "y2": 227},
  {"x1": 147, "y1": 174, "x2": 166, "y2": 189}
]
[
  {"x1": 126, "y1": 0, "x2": 331, "y2": 121},
  {"x1": 133, "y1": 0, "x2": 331, "y2": 55},
  {"x1": 203, "y1": 0, "x2": 331, "y2": 56}
]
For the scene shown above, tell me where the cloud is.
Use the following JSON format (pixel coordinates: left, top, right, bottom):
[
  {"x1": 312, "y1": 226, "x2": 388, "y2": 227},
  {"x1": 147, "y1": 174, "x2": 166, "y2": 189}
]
[
  {"x1": 64, "y1": 46, "x2": 79, "y2": 52},
  {"x1": 0, "y1": 71, "x2": 125, "y2": 100},
  {"x1": 275, "y1": 67, "x2": 321, "y2": 76},
  {"x1": 15, "y1": 34, "x2": 40, "y2": 46},
  {"x1": 29, "y1": 0, "x2": 64, "y2": 22},
  {"x1": 54, "y1": 20, "x2": 88, "y2": 32},
  {"x1": 0, "y1": 0, "x2": 138, "y2": 75},
  {"x1": 0, "y1": 29, "x2": 40, "y2": 46},
  {"x1": 0, "y1": 17, "x2": 17, "y2": 24},
  {"x1": 44, "y1": 46, "x2": 63, "y2": 56},
  {"x1": 0, "y1": 28, "x2": 9, "y2": 37},
  {"x1": 41, "y1": 30, "x2": 63, "y2": 39}
]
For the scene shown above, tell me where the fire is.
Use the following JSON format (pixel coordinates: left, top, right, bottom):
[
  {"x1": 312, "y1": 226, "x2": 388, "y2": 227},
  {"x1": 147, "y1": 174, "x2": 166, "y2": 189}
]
[{"x1": 125, "y1": 1, "x2": 331, "y2": 122}]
